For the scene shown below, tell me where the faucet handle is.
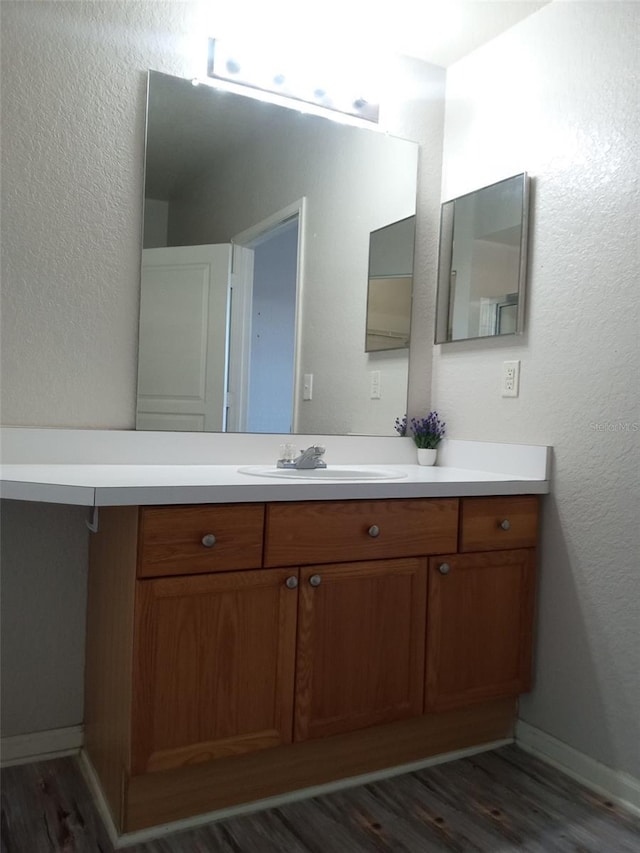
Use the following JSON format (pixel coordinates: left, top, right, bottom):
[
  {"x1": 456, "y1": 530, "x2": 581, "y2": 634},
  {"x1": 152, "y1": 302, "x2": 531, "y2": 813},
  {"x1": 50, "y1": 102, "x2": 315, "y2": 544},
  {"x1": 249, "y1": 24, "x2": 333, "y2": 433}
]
[
  {"x1": 279, "y1": 443, "x2": 296, "y2": 462},
  {"x1": 299, "y1": 444, "x2": 324, "y2": 456}
]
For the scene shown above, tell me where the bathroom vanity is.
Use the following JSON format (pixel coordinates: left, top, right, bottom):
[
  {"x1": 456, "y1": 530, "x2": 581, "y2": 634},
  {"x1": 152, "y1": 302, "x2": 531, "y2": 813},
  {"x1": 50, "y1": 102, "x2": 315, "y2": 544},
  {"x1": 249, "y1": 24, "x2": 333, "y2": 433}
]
[
  {"x1": 87, "y1": 493, "x2": 539, "y2": 834},
  {"x1": 0, "y1": 429, "x2": 549, "y2": 838}
]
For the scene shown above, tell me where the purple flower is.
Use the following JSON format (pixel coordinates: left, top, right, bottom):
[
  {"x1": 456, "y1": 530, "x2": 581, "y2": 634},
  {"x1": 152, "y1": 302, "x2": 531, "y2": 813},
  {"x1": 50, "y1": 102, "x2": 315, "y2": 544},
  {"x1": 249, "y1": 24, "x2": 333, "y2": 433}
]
[
  {"x1": 408, "y1": 411, "x2": 446, "y2": 449},
  {"x1": 394, "y1": 415, "x2": 408, "y2": 437}
]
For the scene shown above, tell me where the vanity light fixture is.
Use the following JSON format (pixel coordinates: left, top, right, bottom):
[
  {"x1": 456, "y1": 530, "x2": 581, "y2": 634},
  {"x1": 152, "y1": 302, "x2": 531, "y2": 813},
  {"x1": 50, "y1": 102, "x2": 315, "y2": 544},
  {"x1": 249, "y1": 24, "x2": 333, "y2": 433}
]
[{"x1": 206, "y1": 38, "x2": 380, "y2": 123}]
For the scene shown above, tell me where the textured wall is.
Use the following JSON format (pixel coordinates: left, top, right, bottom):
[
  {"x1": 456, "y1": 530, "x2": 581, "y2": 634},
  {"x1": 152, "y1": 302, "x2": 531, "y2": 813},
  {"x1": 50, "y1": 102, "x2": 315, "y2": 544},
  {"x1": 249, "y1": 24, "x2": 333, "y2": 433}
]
[
  {"x1": 0, "y1": 2, "x2": 443, "y2": 736},
  {"x1": 0, "y1": 0, "x2": 206, "y2": 738},
  {"x1": 0, "y1": 501, "x2": 89, "y2": 734},
  {"x1": 435, "y1": 2, "x2": 640, "y2": 778},
  {"x1": 0, "y1": 0, "x2": 203, "y2": 428}
]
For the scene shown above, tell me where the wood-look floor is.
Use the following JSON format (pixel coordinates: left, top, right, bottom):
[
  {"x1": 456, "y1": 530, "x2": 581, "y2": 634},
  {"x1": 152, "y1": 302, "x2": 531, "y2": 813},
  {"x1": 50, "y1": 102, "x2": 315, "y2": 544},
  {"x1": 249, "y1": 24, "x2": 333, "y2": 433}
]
[{"x1": 1, "y1": 745, "x2": 639, "y2": 852}]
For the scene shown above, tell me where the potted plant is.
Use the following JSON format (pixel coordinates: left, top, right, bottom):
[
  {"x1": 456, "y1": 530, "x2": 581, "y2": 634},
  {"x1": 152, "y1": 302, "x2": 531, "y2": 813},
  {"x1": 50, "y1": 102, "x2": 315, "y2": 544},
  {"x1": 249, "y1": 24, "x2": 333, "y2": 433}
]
[{"x1": 395, "y1": 412, "x2": 446, "y2": 466}]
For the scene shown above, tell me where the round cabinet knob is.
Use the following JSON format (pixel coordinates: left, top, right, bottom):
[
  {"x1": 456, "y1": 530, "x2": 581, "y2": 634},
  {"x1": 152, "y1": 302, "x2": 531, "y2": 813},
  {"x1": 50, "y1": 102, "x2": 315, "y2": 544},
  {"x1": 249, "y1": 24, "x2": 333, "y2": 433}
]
[
  {"x1": 438, "y1": 563, "x2": 451, "y2": 575},
  {"x1": 201, "y1": 534, "x2": 217, "y2": 547},
  {"x1": 499, "y1": 519, "x2": 511, "y2": 531},
  {"x1": 368, "y1": 525, "x2": 380, "y2": 538},
  {"x1": 285, "y1": 576, "x2": 298, "y2": 590},
  {"x1": 309, "y1": 574, "x2": 322, "y2": 587}
]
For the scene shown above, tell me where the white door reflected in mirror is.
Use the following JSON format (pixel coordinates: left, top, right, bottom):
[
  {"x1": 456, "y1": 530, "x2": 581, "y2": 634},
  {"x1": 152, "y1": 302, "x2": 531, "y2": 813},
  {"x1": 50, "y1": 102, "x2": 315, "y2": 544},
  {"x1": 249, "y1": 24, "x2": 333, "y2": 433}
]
[{"x1": 136, "y1": 244, "x2": 245, "y2": 432}]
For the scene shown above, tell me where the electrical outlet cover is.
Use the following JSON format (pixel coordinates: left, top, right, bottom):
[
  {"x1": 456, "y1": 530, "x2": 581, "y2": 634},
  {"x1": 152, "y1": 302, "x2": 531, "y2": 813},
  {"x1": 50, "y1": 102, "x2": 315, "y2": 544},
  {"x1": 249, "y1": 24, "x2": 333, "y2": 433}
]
[{"x1": 502, "y1": 360, "x2": 520, "y2": 397}]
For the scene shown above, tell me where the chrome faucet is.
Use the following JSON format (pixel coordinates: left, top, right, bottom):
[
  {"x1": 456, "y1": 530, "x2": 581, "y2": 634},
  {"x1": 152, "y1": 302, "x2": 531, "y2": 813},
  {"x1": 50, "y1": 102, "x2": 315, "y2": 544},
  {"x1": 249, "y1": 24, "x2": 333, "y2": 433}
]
[{"x1": 277, "y1": 445, "x2": 327, "y2": 470}]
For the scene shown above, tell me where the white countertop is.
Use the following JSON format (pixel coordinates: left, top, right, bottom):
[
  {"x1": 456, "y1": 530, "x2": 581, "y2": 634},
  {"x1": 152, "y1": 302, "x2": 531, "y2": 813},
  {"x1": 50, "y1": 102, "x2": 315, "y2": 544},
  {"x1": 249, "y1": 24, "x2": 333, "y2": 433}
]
[
  {"x1": 0, "y1": 429, "x2": 551, "y2": 506},
  {"x1": 0, "y1": 462, "x2": 549, "y2": 506}
]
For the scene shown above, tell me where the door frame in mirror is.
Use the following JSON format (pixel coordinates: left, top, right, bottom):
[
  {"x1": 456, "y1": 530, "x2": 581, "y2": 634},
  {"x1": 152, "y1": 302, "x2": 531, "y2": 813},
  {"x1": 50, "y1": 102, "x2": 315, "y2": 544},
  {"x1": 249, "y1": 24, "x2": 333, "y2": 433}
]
[
  {"x1": 231, "y1": 198, "x2": 306, "y2": 433},
  {"x1": 434, "y1": 173, "x2": 530, "y2": 344}
]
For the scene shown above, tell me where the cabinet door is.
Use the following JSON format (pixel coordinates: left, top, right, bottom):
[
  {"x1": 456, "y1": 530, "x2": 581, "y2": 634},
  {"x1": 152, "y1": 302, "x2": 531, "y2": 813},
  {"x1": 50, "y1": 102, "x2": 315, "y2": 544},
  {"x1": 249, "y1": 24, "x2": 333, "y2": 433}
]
[
  {"x1": 425, "y1": 549, "x2": 536, "y2": 711},
  {"x1": 295, "y1": 558, "x2": 427, "y2": 741},
  {"x1": 132, "y1": 568, "x2": 298, "y2": 774}
]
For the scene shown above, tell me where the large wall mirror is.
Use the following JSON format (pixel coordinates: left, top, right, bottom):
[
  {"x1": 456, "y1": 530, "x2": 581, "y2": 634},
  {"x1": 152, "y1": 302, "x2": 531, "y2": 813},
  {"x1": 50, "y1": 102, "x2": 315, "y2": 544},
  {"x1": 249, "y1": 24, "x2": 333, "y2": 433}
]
[
  {"x1": 435, "y1": 173, "x2": 530, "y2": 343},
  {"x1": 137, "y1": 71, "x2": 419, "y2": 435}
]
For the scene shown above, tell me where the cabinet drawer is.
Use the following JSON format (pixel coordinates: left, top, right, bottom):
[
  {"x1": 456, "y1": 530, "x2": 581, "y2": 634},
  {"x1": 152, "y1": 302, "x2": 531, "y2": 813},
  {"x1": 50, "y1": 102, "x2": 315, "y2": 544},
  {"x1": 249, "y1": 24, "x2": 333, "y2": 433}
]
[
  {"x1": 459, "y1": 496, "x2": 539, "y2": 553},
  {"x1": 264, "y1": 499, "x2": 458, "y2": 567},
  {"x1": 138, "y1": 504, "x2": 265, "y2": 578}
]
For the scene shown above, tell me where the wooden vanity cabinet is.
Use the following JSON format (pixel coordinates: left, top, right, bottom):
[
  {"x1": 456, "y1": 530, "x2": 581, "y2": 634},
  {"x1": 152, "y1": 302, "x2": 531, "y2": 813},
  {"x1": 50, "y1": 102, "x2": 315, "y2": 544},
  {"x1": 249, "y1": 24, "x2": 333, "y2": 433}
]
[
  {"x1": 424, "y1": 496, "x2": 539, "y2": 711},
  {"x1": 85, "y1": 494, "x2": 538, "y2": 834}
]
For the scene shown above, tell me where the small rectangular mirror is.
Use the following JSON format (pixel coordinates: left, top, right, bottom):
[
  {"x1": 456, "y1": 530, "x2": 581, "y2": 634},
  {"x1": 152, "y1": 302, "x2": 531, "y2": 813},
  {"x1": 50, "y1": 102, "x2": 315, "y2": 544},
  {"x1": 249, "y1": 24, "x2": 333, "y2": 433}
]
[
  {"x1": 435, "y1": 173, "x2": 530, "y2": 343},
  {"x1": 365, "y1": 215, "x2": 415, "y2": 352}
]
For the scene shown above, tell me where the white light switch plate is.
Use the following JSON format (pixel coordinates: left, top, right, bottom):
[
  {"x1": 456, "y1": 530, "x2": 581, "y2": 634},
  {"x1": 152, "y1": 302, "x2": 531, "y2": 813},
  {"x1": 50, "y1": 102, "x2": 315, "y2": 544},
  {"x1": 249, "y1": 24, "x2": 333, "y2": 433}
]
[
  {"x1": 370, "y1": 370, "x2": 381, "y2": 399},
  {"x1": 303, "y1": 373, "x2": 313, "y2": 401}
]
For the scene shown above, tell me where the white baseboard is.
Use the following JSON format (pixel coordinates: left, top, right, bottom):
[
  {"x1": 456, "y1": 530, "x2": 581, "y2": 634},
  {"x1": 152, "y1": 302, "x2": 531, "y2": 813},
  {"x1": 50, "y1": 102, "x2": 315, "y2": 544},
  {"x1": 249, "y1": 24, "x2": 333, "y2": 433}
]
[
  {"x1": 78, "y1": 750, "x2": 122, "y2": 848},
  {"x1": 82, "y1": 739, "x2": 513, "y2": 848},
  {"x1": 1, "y1": 725, "x2": 84, "y2": 767},
  {"x1": 516, "y1": 720, "x2": 640, "y2": 818}
]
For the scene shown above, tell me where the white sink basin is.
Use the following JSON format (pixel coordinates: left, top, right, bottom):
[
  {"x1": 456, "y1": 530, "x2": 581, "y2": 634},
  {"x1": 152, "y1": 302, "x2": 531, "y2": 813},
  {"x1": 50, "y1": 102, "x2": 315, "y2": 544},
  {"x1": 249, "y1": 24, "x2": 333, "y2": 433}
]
[{"x1": 237, "y1": 465, "x2": 408, "y2": 481}]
